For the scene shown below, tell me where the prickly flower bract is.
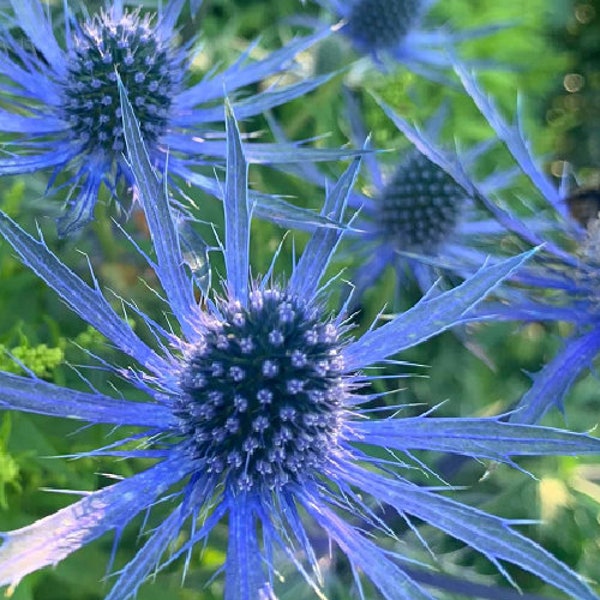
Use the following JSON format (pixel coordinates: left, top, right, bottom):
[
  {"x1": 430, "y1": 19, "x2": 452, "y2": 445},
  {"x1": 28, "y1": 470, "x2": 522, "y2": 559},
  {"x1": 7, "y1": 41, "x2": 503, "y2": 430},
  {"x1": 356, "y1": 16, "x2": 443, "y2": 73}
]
[
  {"x1": 453, "y1": 63, "x2": 600, "y2": 425},
  {"x1": 0, "y1": 91, "x2": 599, "y2": 600},
  {"x1": 0, "y1": 0, "x2": 332, "y2": 235}
]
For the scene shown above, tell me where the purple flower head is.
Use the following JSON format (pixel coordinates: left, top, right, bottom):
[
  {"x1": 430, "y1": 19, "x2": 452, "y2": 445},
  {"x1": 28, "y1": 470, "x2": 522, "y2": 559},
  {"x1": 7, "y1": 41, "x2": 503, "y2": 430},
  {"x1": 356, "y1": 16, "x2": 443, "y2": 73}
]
[
  {"x1": 63, "y1": 8, "x2": 181, "y2": 157},
  {"x1": 310, "y1": 0, "x2": 501, "y2": 79},
  {"x1": 344, "y1": 0, "x2": 425, "y2": 54},
  {"x1": 349, "y1": 149, "x2": 474, "y2": 299},
  {"x1": 0, "y1": 87, "x2": 598, "y2": 600},
  {"x1": 176, "y1": 287, "x2": 347, "y2": 492},
  {"x1": 377, "y1": 150, "x2": 465, "y2": 249},
  {"x1": 282, "y1": 91, "x2": 515, "y2": 303},
  {"x1": 0, "y1": 0, "x2": 335, "y2": 235}
]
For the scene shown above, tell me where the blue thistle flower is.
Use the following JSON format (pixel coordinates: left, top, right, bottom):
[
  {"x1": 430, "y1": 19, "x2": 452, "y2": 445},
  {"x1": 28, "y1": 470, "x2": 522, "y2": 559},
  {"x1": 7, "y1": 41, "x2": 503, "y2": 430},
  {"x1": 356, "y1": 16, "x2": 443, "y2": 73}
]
[
  {"x1": 310, "y1": 0, "x2": 500, "y2": 77},
  {"x1": 0, "y1": 89, "x2": 599, "y2": 600},
  {"x1": 376, "y1": 150, "x2": 465, "y2": 249},
  {"x1": 344, "y1": 0, "x2": 424, "y2": 54},
  {"x1": 275, "y1": 92, "x2": 513, "y2": 301},
  {"x1": 0, "y1": 0, "x2": 335, "y2": 235},
  {"x1": 347, "y1": 97, "x2": 519, "y2": 302}
]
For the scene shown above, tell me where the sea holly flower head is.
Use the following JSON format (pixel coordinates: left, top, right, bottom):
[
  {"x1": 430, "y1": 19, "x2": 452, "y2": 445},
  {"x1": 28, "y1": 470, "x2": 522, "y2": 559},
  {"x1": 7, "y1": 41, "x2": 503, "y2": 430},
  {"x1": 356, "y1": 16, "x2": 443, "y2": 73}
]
[
  {"x1": 177, "y1": 287, "x2": 347, "y2": 492},
  {"x1": 375, "y1": 149, "x2": 466, "y2": 252},
  {"x1": 0, "y1": 0, "x2": 337, "y2": 235},
  {"x1": 309, "y1": 0, "x2": 500, "y2": 78},
  {"x1": 0, "y1": 91, "x2": 599, "y2": 600},
  {"x1": 63, "y1": 8, "x2": 180, "y2": 158},
  {"x1": 312, "y1": 92, "x2": 517, "y2": 302},
  {"x1": 344, "y1": 0, "x2": 425, "y2": 54},
  {"x1": 266, "y1": 93, "x2": 508, "y2": 305}
]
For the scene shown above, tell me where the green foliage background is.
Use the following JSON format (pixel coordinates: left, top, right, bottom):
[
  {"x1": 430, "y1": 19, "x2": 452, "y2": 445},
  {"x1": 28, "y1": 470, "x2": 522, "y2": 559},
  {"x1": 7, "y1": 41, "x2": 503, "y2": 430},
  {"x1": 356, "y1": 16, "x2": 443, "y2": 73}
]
[{"x1": 0, "y1": 0, "x2": 599, "y2": 599}]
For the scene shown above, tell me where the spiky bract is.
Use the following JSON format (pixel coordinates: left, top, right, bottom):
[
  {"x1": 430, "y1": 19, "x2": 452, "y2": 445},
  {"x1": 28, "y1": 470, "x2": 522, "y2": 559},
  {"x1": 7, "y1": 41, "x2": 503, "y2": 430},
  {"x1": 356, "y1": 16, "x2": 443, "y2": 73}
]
[{"x1": 450, "y1": 63, "x2": 600, "y2": 425}]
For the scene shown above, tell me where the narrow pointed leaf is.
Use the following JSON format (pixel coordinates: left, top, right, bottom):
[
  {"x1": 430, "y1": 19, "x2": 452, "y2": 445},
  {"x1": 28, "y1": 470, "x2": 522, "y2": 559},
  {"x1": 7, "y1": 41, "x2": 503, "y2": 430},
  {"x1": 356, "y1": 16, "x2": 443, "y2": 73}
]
[
  {"x1": 157, "y1": 0, "x2": 186, "y2": 34},
  {"x1": 253, "y1": 193, "x2": 345, "y2": 232},
  {"x1": 119, "y1": 77, "x2": 198, "y2": 339},
  {"x1": 0, "y1": 148, "x2": 74, "y2": 175},
  {"x1": 510, "y1": 327, "x2": 600, "y2": 424},
  {"x1": 107, "y1": 500, "x2": 227, "y2": 600},
  {"x1": 178, "y1": 29, "x2": 332, "y2": 106},
  {"x1": 225, "y1": 495, "x2": 273, "y2": 600},
  {"x1": 0, "y1": 371, "x2": 175, "y2": 428},
  {"x1": 0, "y1": 458, "x2": 192, "y2": 589},
  {"x1": 163, "y1": 134, "x2": 365, "y2": 165},
  {"x1": 234, "y1": 75, "x2": 335, "y2": 120},
  {"x1": 9, "y1": 0, "x2": 65, "y2": 73},
  {"x1": 302, "y1": 493, "x2": 435, "y2": 600},
  {"x1": 0, "y1": 112, "x2": 65, "y2": 134},
  {"x1": 345, "y1": 465, "x2": 599, "y2": 600},
  {"x1": 242, "y1": 144, "x2": 366, "y2": 165},
  {"x1": 343, "y1": 251, "x2": 535, "y2": 371},
  {"x1": 0, "y1": 210, "x2": 165, "y2": 374},
  {"x1": 56, "y1": 168, "x2": 102, "y2": 237},
  {"x1": 289, "y1": 156, "x2": 361, "y2": 299},
  {"x1": 402, "y1": 566, "x2": 563, "y2": 600},
  {"x1": 453, "y1": 63, "x2": 564, "y2": 215},
  {"x1": 105, "y1": 508, "x2": 183, "y2": 600},
  {"x1": 351, "y1": 417, "x2": 600, "y2": 460},
  {"x1": 181, "y1": 75, "x2": 336, "y2": 125},
  {"x1": 224, "y1": 102, "x2": 250, "y2": 305}
]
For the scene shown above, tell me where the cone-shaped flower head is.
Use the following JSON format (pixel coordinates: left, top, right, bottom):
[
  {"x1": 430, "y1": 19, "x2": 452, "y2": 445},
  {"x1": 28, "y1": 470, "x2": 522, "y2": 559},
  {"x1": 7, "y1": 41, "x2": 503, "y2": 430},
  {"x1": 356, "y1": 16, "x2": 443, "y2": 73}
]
[
  {"x1": 0, "y1": 0, "x2": 333, "y2": 235},
  {"x1": 311, "y1": 0, "x2": 499, "y2": 78},
  {"x1": 177, "y1": 289, "x2": 346, "y2": 492},
  {"x1": 0, "y1": 92, "x2": 599, "y2": 600},
  {"x1": 63, "y1": 9, "x2": 179, "y2": 158},
  {"x1": 377, "y1": 150, "x2": 466, "y2": 252},
  {"x1": 345, "y1": 0, "x2": 423, "y2": 53},
  {"x1": 323, "y1": 92, "x2": 515, "y2": 303}
]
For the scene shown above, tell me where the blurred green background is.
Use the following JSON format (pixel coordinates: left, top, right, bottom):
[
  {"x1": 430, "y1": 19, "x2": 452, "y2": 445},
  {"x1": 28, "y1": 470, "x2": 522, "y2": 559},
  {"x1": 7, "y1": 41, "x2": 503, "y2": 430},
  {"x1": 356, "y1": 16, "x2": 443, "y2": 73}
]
[{"x1": 0, "y1": 0, "x2": 600, "y2": 598}]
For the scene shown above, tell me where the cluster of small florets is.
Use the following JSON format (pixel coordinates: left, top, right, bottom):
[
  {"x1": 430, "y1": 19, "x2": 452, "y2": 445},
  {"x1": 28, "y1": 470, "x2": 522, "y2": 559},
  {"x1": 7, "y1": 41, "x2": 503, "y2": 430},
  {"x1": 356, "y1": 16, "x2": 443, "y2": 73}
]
[
  {"x1": 378, "y1": 151, "x2": 466, "y2": 251},
  {"x1": 346, "y1": 0, "x2": 423, "y2": 52},
  {"x1": 177, "y1": 289, "x2": 346, "y2": 492},
  {"x1": 62, "y1": 10, "x2": 178, "y2": 157}
]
